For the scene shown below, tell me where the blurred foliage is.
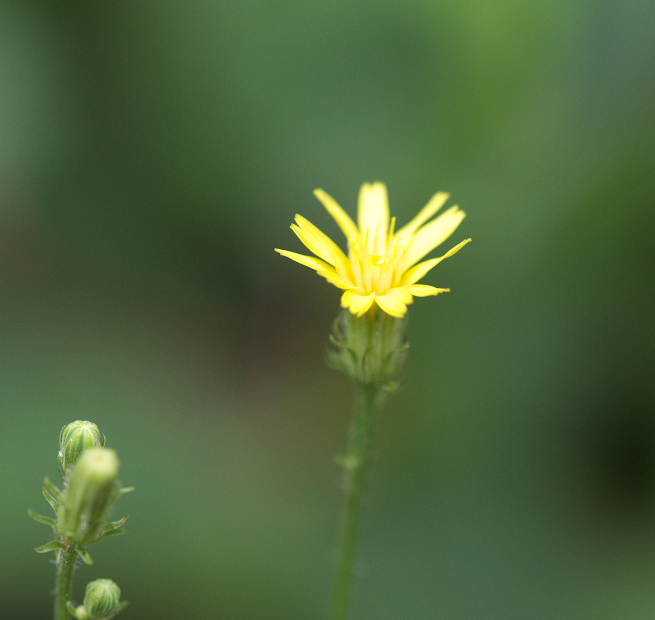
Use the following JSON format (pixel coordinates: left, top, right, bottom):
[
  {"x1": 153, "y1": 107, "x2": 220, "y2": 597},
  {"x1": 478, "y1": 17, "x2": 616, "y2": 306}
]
[{"x1": 2, "y1": 0, "x2": 655, "y2": 618}]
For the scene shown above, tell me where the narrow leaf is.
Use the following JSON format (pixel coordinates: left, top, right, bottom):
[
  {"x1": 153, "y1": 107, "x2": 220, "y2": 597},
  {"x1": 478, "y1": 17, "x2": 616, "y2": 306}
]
[
  {"x1": 106, "y1": 516, "x2": 129, "y2": 530},
  {"x1": 95, "y1": 526, "x2": 127, "y2": 542},
  {"x1": 28, "y1": 509, "x2": 56, "y2": 528},
  {"x1": 114, "y1": 486, "x2": 135, "y2": 501},
  {"x1": 43, "y1": 478, "x2": 62, "y2": 502},
  {"x1": 77, "y1": 548, "x2": 93, "y2": 565},
  {"x1": 41, "y1": 487, "x2": 58, "y2": 513},
  {"x1": 35, "y1": 541, "x2": 65, "y2": 554}
]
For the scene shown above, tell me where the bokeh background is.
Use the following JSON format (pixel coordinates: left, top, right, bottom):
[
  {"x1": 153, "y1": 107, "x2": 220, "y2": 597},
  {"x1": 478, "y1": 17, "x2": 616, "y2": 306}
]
[{"x1": 2, "y1": 1, "x2": 655, "y2": 618}]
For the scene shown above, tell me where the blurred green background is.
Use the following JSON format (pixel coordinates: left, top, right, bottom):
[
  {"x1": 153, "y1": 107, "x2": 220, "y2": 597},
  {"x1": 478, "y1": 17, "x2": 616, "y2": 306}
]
[{"x1": 2, "y1": 1, "x2": 655, "y2": 618}]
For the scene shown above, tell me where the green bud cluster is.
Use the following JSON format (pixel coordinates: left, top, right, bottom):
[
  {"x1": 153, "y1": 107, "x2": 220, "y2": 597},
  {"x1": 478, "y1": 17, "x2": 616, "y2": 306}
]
[
  {"x1": 328, "y1": 307, "x2": 408, "y2": 387},
  {"x1": 67, "y1": 579, "x2": 128, "y2": 620},
  {"x1": 29, "y1": 420, "x2": 133, "y2": 620}
]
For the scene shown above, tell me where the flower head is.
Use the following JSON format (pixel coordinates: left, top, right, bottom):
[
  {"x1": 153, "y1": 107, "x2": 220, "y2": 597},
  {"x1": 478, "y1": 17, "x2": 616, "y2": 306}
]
[{"x1": 276, "y1": 183, "x2": 471, "y2": 318}]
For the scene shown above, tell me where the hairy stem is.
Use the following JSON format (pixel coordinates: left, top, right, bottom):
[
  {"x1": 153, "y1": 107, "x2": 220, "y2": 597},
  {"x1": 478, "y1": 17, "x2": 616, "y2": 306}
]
[
  {"x1": 54, "y1": 545, "x2": 77, "y2": 620},
  {"x1": 329, "y1": 382, "x2": 380, "y2": 620}
]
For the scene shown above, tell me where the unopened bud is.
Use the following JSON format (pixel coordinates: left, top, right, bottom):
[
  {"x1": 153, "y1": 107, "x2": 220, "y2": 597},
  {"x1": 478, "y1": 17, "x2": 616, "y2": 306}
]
[
  {"x1": 58, "y1": 421, "x2": 105, "y2": 479},
  {"x1": 57, "y1": 448, "x2": 119, "y2": 546},
  {"x1": 83, "y1": 579, "x2": 127, "y2": 619},
  {"x1": 67, "y1": 579, "x2": 128, "y2": 620}
]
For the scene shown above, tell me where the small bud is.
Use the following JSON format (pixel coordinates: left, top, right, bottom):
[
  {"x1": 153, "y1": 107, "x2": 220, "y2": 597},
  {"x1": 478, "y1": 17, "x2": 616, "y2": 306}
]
[
  {"x1": 58, "y1": 421, "x2": 105, "y2": 479},
  {"x1": 328, "y1": 308, "x2": 408, "y2": 385},
  {"x1": 57, "y1": 448, "x2": 119, "y2": 546},
  {"x1": 83, "y1": 579, "x2": 127, "y2": 620}
]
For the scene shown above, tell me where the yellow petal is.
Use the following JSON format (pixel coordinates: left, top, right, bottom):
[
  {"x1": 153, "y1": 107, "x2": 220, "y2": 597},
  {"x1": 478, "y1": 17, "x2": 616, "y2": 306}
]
[
  {"x1": 318, "y1": 270, "x2": 354, "y2": 290},
  {"x1": 406, "y1": 285, "x2": 450, "y2": 297},
  {"x1": 341, "y1": 289, "x2": 375, "y2": 316},
  {"x1": 401, "y1": 238, "x2": 472, "y2": 285},
  {"x1": 313, "y1": 189, "x2": 359, "y2": 240},
  {"x1": 401, "y1": 257, "x2": 441, "y2": 286},
  {"x1": 275, "y1": 249, "x2": 334, "y2": 272},
  {"x1": 391, "y1": 287, "x2": 413, "y2": 304},
  {"x1": 357, "y1": 183, "x2": 389, "y2": 250},
  {"x1": 403, "y1": 207, "x2": 466, "y2": 268},
  {"x1": 395, "y1": 192, "x2": 450, "y2": 246},
  {"x1": 291, "y1": 215, "x2": 350, "y2": 273},
  {"x1": 375, "y1": 291, "x2": 411, "y2": 318}
]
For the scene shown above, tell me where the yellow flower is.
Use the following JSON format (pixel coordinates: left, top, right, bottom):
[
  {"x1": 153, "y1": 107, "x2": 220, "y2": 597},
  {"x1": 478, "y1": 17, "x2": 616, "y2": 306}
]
[{"x1": 275, "y1": 183, "x2": 471, "y2": 318}]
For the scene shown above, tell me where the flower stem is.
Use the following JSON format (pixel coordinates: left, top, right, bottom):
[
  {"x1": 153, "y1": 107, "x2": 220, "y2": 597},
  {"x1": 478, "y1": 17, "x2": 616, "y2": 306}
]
[
  {"x1": 329, "y1": 381, "x2": 380, "y2": 620},
  {"x1": 54, "y1": 545, "x2": 77, "y2": 620}
]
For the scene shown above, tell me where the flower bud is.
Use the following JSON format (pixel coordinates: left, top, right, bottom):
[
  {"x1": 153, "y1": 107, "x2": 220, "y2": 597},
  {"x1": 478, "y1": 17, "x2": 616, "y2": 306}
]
[
  {"x1": 57, "y1": 448, "x2": 119, "y2": 546},
  {"x1": 328, "y1": 308, "x2": 408, "y2": 385},
  {"x1": 58, "y1": 421, "x2": 105, "y2": 479},
  {"x1": 83, "y1": 579, "x2": 127, "y2": 619}
]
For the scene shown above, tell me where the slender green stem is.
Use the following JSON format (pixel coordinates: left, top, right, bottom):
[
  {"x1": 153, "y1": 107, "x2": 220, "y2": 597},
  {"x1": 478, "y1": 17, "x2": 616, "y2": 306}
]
[
  {"x1": 54, "y1": 545, "x2": 77, "y2": 620},
  {"x1": 329, "y1": 382, "x2": 380, "y2": 620}
]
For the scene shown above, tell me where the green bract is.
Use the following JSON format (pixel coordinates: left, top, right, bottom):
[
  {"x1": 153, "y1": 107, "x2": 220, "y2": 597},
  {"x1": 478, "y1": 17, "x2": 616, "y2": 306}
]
[{"x1": 328, "y1": 307, "x2": 408, "y2": 387}]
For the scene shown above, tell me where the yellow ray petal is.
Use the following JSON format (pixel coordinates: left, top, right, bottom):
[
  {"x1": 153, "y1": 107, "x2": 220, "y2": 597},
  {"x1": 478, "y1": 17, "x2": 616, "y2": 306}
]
[
  {"x1": 403, "y1": 207, "x2": 466, "y2": 268},
  {"x1": 319, "y1": 270, "x2": 354, "y2": 290},
  {"x1": 401, "y1": 257, "x2": 441, "y2": 286},
  {"x1": 357, "y1": 183, "x2": 389, "y2": 250},
  {"x1": 275, "y1": 249, "x2": 335, "y2": 273},
  {"x1": 390, "y1": 287, "x2": 413, "y2": 304},
  {"x1": 395, "y1": 192, "x2": 450, "y2": 246},
  {"x1": 341, "y1": 289, "x2": 375, "y2": 316},
  {"x1": 401, "y1": 238, "x2": 472, "y2": 285},
  {"x1": 291, "y1": 215, "x2": 350, "y2": 273},
  {"x1": 406, "y1": 285, "x2": 450, "y2": 297},
  {"x1": 313, "y1": 189, "x2": 359, "y2": 240},
  {"x1": 375, "y1": 291, "x2": 411, "y2": 318}
]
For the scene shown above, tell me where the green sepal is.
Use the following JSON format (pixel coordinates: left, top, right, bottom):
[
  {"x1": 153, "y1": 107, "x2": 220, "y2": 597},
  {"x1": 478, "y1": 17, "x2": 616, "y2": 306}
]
[
  {"x1": 28, "y1": 509, "x2": 56, "y2": 528},
  {"x1": 76, "y1": 548, "x2": 94, "y2": 565},
  {"x1": 327, "y1": 309, "x2": 408, "y2": 384},
  {"x1": 35, "y1": 540, "x2": 65, "y2": 554}
]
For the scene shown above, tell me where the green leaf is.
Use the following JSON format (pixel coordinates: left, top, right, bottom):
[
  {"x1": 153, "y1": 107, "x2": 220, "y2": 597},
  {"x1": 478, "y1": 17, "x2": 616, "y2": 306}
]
[
  {"x1": 27, "y1": 509, "x2": 56, "y2": 528},
  {"x1": 106, "y1": 516, "x2": 129, "y2": 531},
  {"x1": 113, "y1": 486, "x2": 135, "y2": 501},
  {"x1": 41, "y1": 487, "x2": 59, "y2": 513},
  {"x1": 43, "y1": 478, "x2": 62, "y2": 503},
  {"x1": 95, "y1": 516, "x2": 129, "y2": 542},
  {"x1": 66, "y1": 602, "x2": 83, "y2": 619},
  {"x1": 35, "y1": 540, "x2": 65, "y2": 554},
  {"x1": 76, "y1": 548, "x2": 93, "y2": 565}
]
